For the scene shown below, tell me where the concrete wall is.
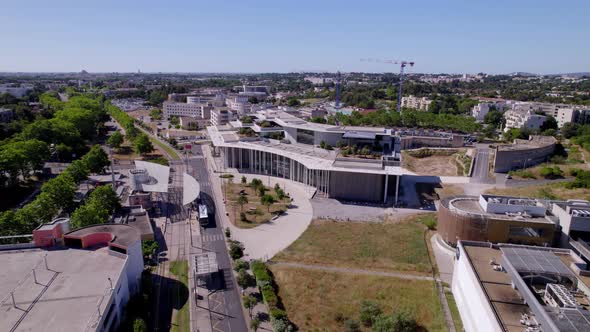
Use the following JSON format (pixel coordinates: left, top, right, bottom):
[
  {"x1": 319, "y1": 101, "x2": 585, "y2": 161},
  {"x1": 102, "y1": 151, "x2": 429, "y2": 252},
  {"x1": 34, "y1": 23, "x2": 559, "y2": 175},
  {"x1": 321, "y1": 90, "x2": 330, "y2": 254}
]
[
  {"x1": 328, "y1": 171, "x2": 385, "y2": 202},
  {"x1": 452, "y1": 244, "x2": 503, "y2": 332},
  {"x1": 494, "y1": 143, "x2": 555, "y2": 173},
  {"x1": 399, "y1": 135, "x2": 464, "y2": 150}
]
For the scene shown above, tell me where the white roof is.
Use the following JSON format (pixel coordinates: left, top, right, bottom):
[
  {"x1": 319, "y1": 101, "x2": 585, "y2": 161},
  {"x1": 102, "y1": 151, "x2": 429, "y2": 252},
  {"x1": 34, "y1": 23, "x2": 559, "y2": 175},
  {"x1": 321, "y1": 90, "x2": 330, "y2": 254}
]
[
  {"x1": 182, "y1": 172, "x2": 200, "y2": 205},
  {"x1": 134, "y1": 160, "x2": 170, "y2": 193}
]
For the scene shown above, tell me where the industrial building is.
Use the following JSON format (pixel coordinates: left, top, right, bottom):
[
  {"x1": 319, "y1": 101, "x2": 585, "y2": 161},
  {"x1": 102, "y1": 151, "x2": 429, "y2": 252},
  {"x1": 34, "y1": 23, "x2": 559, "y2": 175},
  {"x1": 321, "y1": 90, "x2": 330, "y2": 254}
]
[
  {"x1": 1, "y1": 222, "x2": 143, "y2": 332},
  {"x1": 453, "y1": 241, "x2": 590, "y2": 332}
]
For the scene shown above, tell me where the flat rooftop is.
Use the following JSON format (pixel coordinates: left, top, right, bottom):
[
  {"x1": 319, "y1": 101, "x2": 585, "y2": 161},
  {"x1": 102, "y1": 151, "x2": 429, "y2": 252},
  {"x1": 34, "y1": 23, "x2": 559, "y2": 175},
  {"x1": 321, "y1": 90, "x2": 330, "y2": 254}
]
[
  {"x1": 462, "y1": 242, "x2": 590, "y2": 332},
  {"x1": 464, "y1": 245, "x2": 530, "y2": 332},
  {"x1": 446, "y1": 196, "x2": 553, "y2": 224},
  {"x1": 0, "y1": 247, "x2": 126, "y2": 332}
]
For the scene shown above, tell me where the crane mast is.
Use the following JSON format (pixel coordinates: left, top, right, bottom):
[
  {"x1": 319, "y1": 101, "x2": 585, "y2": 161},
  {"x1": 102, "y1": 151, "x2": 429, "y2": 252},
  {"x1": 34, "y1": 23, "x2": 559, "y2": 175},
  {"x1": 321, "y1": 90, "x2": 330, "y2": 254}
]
[{"x1": 361, "y1": 58, "x2": 415, "y2": 112}]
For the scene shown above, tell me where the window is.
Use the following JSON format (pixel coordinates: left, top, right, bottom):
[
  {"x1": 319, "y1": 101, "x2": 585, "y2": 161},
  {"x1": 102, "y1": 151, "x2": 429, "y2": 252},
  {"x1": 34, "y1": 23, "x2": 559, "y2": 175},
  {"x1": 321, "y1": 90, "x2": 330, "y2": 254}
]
[{"x1": 296, "y1": 128, "x2": 315, "y2": 145}]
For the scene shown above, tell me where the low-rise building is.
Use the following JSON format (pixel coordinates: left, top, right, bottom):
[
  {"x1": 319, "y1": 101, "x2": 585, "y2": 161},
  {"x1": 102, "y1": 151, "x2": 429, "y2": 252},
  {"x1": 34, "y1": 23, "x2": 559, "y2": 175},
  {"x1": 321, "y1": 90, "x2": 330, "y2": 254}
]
[
  {"x1": 211, "y1": 108, "x2": 237, "y2": 126},
  {"x1": 0, "y1": 84, "x2": 33, "y2": 98},
  {"x1": 453, "y1": 241, "x2": 590, "y2": 332},
  {"x1": 438, "y1": 194, "x2": 557, "y2": 246},
  {"x1": 1, "y1": 222, "x2": 143, "y2": 332},
  {"x1": 400, "y1": 95, "x2": 432, "y2": 111}
]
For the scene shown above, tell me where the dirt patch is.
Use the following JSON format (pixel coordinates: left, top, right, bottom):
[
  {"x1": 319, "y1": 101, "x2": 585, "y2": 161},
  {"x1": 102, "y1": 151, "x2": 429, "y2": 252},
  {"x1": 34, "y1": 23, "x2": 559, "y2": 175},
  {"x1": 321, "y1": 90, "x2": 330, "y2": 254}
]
[{"x1": 403, "y1": 149, "x2": 469, "y2": 176}]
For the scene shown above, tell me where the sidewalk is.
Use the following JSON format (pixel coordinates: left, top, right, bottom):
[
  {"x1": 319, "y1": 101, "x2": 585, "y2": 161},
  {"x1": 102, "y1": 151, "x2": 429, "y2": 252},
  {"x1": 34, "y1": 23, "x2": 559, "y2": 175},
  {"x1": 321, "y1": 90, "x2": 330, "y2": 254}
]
[{"x1": 202, "y1": 145, "x2": 314, "y2": 261}]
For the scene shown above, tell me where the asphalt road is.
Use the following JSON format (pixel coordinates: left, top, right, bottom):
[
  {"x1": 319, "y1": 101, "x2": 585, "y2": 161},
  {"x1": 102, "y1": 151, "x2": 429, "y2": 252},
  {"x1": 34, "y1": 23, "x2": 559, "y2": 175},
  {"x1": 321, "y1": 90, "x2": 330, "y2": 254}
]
[
  {"x1": 471, "y1": 146, "x2": 491, "y2": 183},
  {"x1": 190, "y1": 144, "x2": 247, "y2": 332}
]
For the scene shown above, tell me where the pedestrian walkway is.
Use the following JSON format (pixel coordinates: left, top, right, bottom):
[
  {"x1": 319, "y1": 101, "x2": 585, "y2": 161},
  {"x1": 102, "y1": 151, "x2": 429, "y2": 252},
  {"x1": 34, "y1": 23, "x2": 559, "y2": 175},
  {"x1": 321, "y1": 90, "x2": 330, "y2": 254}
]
[{"x1": 202, "y1": 145, "x2": 314, "y2": 261}]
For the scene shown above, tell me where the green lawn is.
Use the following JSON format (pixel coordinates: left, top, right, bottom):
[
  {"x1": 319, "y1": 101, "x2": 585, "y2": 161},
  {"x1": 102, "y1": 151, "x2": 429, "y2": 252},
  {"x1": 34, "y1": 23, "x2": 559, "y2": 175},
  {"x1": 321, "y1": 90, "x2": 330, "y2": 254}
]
[
  {"x1": 150, "y1": 136, "x2": 180, "y2": 159},
  {"x1": 445, "y1": 290, "x2": 464, "y2": 331},
  {"x1": 169, "y1": 260, "x2": 190, "y2": 332},
  {"x1": 273, "y1": 216, "x2": 433, "y2": 274},
  {"x1": 270, "y1": 265, "x2": 446, "y2": 331}
]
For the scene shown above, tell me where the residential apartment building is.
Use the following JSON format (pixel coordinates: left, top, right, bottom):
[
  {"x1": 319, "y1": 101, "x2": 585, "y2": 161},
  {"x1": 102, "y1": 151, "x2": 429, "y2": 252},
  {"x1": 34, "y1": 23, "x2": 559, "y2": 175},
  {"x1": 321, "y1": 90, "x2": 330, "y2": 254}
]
[
  {"x1": 0, "y1": 84, "x2": 33, "y2": 98},
  {"x1": 503, "y1": 109, "x2": 547, "y2": 132},
  {"x1": 163, "y1": 101, "x2": 212, "y2": 119},
  {"x1": 0, "y1": 108, "x2": 14, "y2": 122},
  {"x1": 400, "y1": 95, "x2": 432, "y2": 111},
  {"x1": 471, "y1": 102, "x2": 507, "y2": 121},
  {"x1": 304, "y1": 76, "x2": 335, "y2": 85}
]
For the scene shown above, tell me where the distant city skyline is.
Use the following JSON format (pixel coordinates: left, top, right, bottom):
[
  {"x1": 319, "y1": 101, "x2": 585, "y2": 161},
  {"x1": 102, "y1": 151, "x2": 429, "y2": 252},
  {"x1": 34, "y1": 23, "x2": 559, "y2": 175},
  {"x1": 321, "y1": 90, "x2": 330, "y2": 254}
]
[{"x1": 1, "y1": 0, "x2": 589, "y2": 74}]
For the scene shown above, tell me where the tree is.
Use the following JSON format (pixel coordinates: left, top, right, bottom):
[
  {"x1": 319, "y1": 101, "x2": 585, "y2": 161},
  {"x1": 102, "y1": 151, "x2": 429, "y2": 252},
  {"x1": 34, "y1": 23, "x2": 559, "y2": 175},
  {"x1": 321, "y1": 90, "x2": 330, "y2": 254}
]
[
  {"x1": 257, "y1": 185, "x2": 266, "y2": 197},
  {"x1": 484, "y1": 109, "x2": 505, "y2": 128},
  {"x1": 360, "y1": 300, "x2": 382, "y2": 327},
  {"x1": 562, "y1": 122, "x2": 580, "y2": 138},
  {"x1": 83, "y1": 145, "x2": 109, "y2": 174},
  {"x1": 41, "y1": 172, "x2": 76, "y2": 213},
  {"x1": 250, "y1": 317, "x2": 261, "y2": 331},
  {"x1": 133, "y1": 318, "x2": 147, "y2": 332},
  {"x1": 248, "y1": 96, "x2": 259, "y2": 104},
  {"x1": 287, "y1": 97, "x2": 300, "y2": 107},
  {"x1": 107, "y1": 131, "x2": 124, "y2": 150},
  {"x1": 242, "y1": 294, "x2": 257, "y2": 318},
  {"x1": 237, "y1": 193, "x2": 248, "y2": 211},
  {"x1": 134, "y1": 133, "x2": 154, "y2": 155},
  {"x1": 149, "y1": 108, "x2": 162, "y2": 120},
  {"x1": 66, "y1": 159, "x2": 90, "y2": 183},
  {"x1": 142, "y1": 240, "x2": 159, "y2": 260},
  {"x1": 540, "y1": 116, "x2": 558, "y2": 132},
  {"x1": 229, "y1": 241, "x2": 244, "y2": 260},
  {"x1": 261, "y1": 194, "x2": 275, "y2": 212},
  {"x1": 237, "y1": 271, "x2": 255, "y2": 288},
  {"x1": 70, "y1": 201, "x2": 109, "y2": 229},
  {"x1": 89, "y1": 186, "x2": 121, "y2": 214}
]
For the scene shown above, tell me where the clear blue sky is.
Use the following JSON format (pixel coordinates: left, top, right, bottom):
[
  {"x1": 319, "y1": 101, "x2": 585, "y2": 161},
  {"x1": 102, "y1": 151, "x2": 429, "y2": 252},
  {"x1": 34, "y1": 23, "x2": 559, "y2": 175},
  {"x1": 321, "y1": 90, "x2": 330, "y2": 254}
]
[{"x1": 1, "y1": 0, "x2": 589, "y2": 74}]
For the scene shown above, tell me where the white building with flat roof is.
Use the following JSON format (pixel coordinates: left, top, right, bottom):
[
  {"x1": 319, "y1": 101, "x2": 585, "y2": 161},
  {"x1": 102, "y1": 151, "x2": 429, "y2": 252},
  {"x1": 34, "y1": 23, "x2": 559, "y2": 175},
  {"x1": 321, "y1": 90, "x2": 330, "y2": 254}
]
[
  {"x1": 163, "y1": 101, "x2": 212, "y2": 119},
  {"x1": 401, "y1": 95, "x2": 432, "y2": 111},
  {"x1": 1, "y1": 223, "x2": 143, "y2": 332}
]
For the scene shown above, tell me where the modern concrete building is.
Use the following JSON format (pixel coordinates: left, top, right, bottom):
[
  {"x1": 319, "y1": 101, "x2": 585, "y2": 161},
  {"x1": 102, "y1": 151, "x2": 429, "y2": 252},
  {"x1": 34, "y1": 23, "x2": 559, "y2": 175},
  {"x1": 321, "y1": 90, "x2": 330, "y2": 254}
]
[
  {"x1": 211, "y1": 108, "x2": 237, "y2": 126},
  {"x1": 401, "y1": 95, "x2": 432, "y2": 111},
  {"x1": 163, "y1": 101, "x2": 212, "y2": 119},
  {"x1": 493, "y1": 135, "x2": 556, "y2": 173},
  {"x1": 438, "y1": 195, "x2": 557, "y2": 247},
  {"x1": 1, "y1": 222, "x2": 143, "y2": 332},
  {"x1": 471, "y1": 102, "x2": 507, "y2": 122},
  {"x1": 453, "y1": 241, "x2": 590, "y2": 332},
  {"x1": 114, "y1": 205, "x2": 154, "y2": 241}
]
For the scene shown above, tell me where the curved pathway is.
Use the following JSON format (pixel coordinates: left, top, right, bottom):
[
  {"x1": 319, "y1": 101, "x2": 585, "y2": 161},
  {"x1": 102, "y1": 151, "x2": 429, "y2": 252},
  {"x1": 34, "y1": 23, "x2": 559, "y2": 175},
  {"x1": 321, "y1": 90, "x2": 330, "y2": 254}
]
[{"x1": 203, "y1": 146, "x2": 314, "y2": 261}]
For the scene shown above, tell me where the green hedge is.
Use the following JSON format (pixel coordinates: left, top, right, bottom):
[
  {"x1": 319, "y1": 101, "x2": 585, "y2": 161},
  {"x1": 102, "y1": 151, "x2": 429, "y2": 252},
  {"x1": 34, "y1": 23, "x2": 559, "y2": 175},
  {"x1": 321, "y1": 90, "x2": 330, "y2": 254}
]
[{"x1": 250, "y1": 261, "x2": 292, "y2": 329}]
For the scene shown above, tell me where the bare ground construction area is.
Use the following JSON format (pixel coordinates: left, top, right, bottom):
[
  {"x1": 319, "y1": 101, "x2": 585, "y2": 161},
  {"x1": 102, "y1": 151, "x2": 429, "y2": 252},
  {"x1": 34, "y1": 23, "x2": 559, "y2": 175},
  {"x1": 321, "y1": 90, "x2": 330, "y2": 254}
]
[{"x1": 402, "y1": 148, "x2": 473, "y2": 176}]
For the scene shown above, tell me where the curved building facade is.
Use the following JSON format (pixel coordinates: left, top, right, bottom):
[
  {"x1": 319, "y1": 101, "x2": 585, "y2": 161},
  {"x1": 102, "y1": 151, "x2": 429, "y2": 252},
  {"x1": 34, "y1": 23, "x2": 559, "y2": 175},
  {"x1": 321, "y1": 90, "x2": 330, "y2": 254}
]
[{"x1": 439, "y1": 195, "x2": 557, "y2": 246}]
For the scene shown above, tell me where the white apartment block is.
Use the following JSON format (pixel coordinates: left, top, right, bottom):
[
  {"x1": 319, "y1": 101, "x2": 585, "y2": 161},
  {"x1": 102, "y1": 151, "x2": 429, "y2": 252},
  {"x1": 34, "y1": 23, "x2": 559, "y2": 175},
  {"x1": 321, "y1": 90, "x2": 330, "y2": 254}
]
[
  {"x1": 503, "y1": 109, "x2": 547, "y2": 132},
  {"x1": 211, "y1": 108, "x2": 237, "y2": 126},
  {"x1": 163, "y1": 101, "x2": 212, "y2": 119},
  {"x1": 471, "y1": 102, "x2": 507, "y2": 121},
  {"x1": 401, "y1": 95, "x2": 432, "y2": 111},
  {"x1": 304, "y1": 77, "x2": 335, "y2": 85}
]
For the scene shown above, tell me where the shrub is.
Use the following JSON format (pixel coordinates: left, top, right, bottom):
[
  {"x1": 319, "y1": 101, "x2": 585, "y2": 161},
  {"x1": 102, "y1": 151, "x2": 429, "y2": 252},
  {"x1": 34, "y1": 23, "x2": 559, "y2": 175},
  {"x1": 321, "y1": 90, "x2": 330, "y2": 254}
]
[
  {"x1": 419, "y1": 215, "x2": 437, "y2": 230},
  {"x1": 261, "y1": 284, "x2": 278, "y2": 307},
  {"x1": 344, "y1": 319, "x2": 361, "y2": 332},
  {"x1": 233, "y1": 259, "x2": 249, "y2": 272},
  {"x1": 225, "y1": 227, "x2": 231, "y2": 238},
  {"x1": 271, "y1": 317, "x2": 293, "y2": 332},
  {"x1": 269, "y1": 308, "x2": 288, "y2": 320},
  {"x1": 539, "y1": 166, "x2": 563, "y2": 179},
  {"x1": 236, "y1": 270, "x2": 255, "y2": 288},
  {"x1": 360, "y1": 300, "x2": 382, "y2": 327},
  {"x1": 229, "y1": 241, "x2": 244, "y2": 260}
]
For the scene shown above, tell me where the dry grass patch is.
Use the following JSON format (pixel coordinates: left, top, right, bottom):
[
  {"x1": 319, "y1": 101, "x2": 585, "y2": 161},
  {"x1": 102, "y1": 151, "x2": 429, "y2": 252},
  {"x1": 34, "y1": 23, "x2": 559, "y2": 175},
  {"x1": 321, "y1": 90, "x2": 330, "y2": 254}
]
[
  {"x1": 273, "y1": 215, "x2": 433, "y2": 274},
  {"x1": 402, "y1": 148, "x2": 470, "y2": 176},
  {"x1": 485, "y1": 182, "x2": 590, "y2": 201},
  {"x1": 270, "y1": 265, "x2": 446, "y2": 331}
]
